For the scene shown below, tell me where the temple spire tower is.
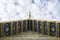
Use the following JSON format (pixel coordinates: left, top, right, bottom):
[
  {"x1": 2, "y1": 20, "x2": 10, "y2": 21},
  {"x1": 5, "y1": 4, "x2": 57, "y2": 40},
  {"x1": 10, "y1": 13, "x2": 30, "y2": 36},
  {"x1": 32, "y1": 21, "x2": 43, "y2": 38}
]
[{"x1": 29, "y1": 11, "x2": 31, "y2": 19}]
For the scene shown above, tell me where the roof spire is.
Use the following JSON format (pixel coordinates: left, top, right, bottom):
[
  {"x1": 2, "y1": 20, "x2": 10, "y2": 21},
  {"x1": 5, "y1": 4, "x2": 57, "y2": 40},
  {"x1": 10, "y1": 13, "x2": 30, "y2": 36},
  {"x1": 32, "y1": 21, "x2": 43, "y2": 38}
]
[{"x1": 29, "y1": 11, "x2": 31, "y2": 19}]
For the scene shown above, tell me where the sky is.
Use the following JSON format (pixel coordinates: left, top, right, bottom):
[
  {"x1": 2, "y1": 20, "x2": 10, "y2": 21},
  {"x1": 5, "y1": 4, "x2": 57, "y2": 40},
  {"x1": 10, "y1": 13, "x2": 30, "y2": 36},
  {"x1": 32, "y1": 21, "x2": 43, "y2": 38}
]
[{"x1": 0, "y1": 0, "x2": 60, "y2": 22}]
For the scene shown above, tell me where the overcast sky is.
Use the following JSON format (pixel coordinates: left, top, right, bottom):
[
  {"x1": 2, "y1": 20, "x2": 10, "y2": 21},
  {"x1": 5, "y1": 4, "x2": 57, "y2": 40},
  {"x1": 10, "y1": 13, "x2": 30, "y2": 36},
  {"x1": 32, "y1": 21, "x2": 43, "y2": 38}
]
[{"x1": 0, "y1": 0, "x2": 59, "y2": 22}]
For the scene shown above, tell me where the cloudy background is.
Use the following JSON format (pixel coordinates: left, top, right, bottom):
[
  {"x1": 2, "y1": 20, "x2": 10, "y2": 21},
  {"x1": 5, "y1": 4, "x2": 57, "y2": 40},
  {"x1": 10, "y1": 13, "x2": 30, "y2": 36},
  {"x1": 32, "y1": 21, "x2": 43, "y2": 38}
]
[{"x1": 0, "y1": 0, "x2": 59, "y2": 22}]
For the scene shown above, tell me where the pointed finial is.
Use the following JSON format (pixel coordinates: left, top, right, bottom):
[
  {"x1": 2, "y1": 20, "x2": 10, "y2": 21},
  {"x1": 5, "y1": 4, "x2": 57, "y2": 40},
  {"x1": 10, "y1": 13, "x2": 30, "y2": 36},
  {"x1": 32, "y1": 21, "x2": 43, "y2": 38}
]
[{"x1": 29, "y1": 11, "x2": 31, "y2": 19}]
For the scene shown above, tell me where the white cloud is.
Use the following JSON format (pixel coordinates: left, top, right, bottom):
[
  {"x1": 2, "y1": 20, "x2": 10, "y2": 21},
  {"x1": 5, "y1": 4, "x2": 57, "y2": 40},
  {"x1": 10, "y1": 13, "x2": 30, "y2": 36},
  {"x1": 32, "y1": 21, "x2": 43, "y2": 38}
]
[{"x1": 0, "y1": 0, "x2": 59, "y2": 22}]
